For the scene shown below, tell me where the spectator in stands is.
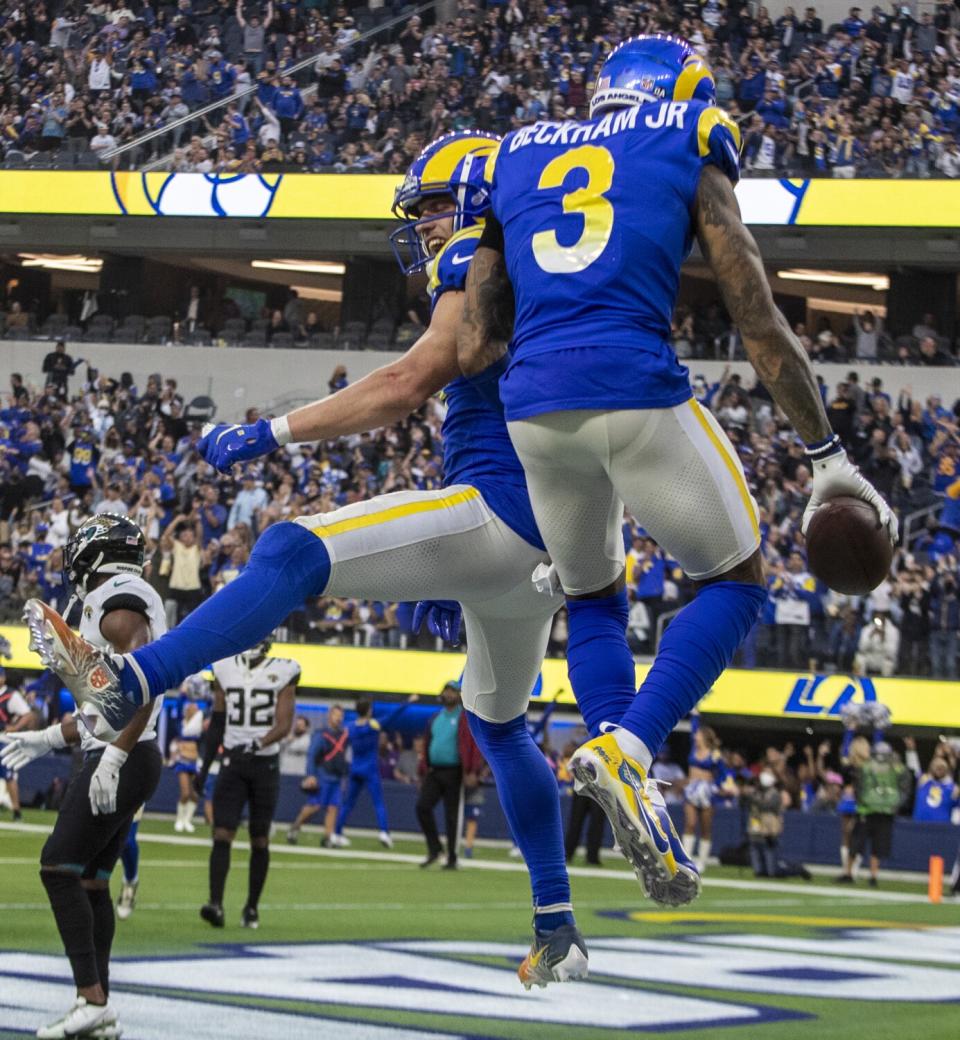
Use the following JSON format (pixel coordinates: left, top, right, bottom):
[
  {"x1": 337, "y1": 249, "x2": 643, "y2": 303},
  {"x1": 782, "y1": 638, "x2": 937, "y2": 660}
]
[
  {"x1": 41, "y1": 341, "x2": 83, "y2": 397},
  {"x1": 228, "y1": 471, "x2": 268, "y2": 531},
  {"x1": 854, "y1": 614, "x2": 900, "y2": 677},
  {"x1": 929, "y1": 571, "x2": 960, "y2": 679},
  {"x1": 161, "y1": 511, "x2": 203, "y2": 622}
]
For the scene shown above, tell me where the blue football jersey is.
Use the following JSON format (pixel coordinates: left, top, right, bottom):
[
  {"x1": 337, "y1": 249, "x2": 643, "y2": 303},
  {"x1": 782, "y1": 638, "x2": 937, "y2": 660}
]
[
  {"x1": 488, "y1": 99, "x2": 741, "y2": 421},
  {"x1": 426, "y1": 227, "x2": 544, "y2": 550},
  {"x1": 913, "y1": 777, "x2": 956, "y2": 823}
]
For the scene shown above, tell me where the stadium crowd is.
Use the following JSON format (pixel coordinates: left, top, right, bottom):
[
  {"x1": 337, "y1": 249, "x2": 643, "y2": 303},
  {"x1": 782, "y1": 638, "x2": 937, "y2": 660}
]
[
  {"x1": 1, "y1": 329, "x2": 958, "y2": 679},
  {"x1": 0, "y1": 0, "x2": 958, "y2": 177}
]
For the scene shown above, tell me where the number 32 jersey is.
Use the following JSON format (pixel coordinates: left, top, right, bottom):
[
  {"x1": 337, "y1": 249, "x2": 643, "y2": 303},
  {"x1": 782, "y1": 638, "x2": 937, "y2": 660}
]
[
  {"x1": 488, "y1": 99, "x2": 741, "y2": 421},
  {"x1": 212, "y1": 655, "x2": 300, "y2": 756}
]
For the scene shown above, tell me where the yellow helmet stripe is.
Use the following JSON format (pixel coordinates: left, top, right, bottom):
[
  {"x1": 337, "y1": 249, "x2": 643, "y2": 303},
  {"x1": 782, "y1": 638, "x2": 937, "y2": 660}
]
[
  {"x1": 696, "y1": 106, "x2": 741, "y2": 158},
  {"x1": 674, "y1": 58, "x2": 714, "y2": 102},
  {"x1": 421, "y1": 137, "x2": 498, "y2": 185}
]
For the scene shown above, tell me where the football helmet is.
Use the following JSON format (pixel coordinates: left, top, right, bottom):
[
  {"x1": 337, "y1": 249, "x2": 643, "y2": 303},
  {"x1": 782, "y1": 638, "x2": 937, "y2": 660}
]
[
  {"x1": 239, "y1": 636, "x2": 273, "y2": 670},
  {"x1": 590, "y1": 34, "x2": 716, "y2": 117},
  {"x1": 63, "y1": 513, "x2": 145, "y2": 599},
  {"x1": 390, "y1": 130, "x2": 500, "y2": 275}
]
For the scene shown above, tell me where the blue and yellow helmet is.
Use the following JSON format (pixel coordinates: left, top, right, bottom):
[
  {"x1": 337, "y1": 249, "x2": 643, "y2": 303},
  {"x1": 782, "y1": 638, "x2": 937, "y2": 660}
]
[
  {"x1": 390, "y1": 130, "x2": 500, "y2": 276},
  {"x1": 590, "y1": 34, "x2": 715, "y2": 118}
]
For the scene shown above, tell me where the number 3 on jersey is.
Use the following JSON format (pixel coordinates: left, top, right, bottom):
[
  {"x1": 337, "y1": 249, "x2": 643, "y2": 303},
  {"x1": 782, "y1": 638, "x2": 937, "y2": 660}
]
[{"x1": 531, "y1": 144, "x2": 615, "y2": 274}]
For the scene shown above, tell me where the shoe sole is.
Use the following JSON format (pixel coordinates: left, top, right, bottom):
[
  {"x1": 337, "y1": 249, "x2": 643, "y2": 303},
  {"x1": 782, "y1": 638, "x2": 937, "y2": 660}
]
[
  {"x1": 570, "y1": 749, "x2": 674, "y2": 894},
  {"x1": 519, "y1": 944, "x2": 589, "y2": 989},
  {"x1": 647, "y1": 863, "x2": 702, "y2": 907}
]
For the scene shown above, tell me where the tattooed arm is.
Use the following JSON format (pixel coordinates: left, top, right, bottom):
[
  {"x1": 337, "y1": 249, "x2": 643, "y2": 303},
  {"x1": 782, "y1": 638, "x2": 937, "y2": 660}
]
[
  {"x1": 456, "y1": 216, "x2": 515, "y2": 377},
  {"x1": 694, "y1": 165, "x2": 831, "y2": 444}
]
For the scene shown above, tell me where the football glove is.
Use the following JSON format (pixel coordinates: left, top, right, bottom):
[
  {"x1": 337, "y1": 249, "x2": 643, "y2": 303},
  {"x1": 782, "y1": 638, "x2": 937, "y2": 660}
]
[
  {"x1": 198, "y1": 419, "x2": 279, "y2": 473},
  {"x1": 89, "y1": 744, "x2": 128, "y2": 816},
  {"x1": 801, "y1": 435, "x2": 898, "y2": 545},
  {"x1": 0, "y1": 724, "x2": 67, "y2": 771},
  {"x1": 230, "y1": 738, "x2": 262, "y2": 757},
  {"x1": 412, "y1": 599, "x2": 463, "y2": 645}
]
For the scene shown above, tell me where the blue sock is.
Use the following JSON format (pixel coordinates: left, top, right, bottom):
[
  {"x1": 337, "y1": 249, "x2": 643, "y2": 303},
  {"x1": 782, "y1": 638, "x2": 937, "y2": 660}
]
[
  {"x1": 466, "y1": 711, "x2": 573, "y2": 930},
  {"x1": 120, "y1": 821, "x2": 139, "y2": 883},
  {"x1": 619, "y1": 581, "x2": 766, "y2": 757},
  {"x1": 123, "y1": 522, "x2": 331, "y2": 700},
  {"x1": 565, "y1": 590, "x2": 636, "y2": 737}
]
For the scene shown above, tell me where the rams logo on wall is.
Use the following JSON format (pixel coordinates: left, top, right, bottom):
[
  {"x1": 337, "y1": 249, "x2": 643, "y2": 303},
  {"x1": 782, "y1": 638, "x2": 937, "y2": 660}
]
[{"x1": 111, "y1": 171, "x2": 283, "y2": 218}]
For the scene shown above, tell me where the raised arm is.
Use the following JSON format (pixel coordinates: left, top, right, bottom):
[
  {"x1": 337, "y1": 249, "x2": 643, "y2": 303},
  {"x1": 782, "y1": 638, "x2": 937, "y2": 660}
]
[
  {"x1": 198, "y1": 291, "x2": 464, "y2": 471},
  {"x1": 694, "y1": 165, "x2": 830, "y2": 445},
  {"x1": 235, "y1": 0, "x2": 246, "y2": 27}
]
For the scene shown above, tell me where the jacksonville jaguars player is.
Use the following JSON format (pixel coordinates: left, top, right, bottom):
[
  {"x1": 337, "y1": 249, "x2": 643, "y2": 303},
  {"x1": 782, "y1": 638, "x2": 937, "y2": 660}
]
[
  {"x1": 3, "y1": 514, "x2": 163, "y2": 1040},
  {"x1": 457, "y1": 34, "x2": 896, "y2": 904},
  {"x1": 25, "y1": 133, "x2": 591, "y2": 986},
  {"x1": 196, "y1": 636, "x2": 297, "y2": 929}
]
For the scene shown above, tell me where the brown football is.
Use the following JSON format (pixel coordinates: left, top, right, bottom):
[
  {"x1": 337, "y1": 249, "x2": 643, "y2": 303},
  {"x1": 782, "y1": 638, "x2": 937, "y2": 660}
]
[{"x1": 805, "y1": 495, "x2": 894, "y2": 595}]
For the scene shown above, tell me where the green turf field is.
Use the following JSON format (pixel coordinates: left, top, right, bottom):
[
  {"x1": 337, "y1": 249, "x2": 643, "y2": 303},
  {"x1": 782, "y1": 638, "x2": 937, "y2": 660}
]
[{"x1": 3, "y1": 809, "x2": 959, "y2": 1040}]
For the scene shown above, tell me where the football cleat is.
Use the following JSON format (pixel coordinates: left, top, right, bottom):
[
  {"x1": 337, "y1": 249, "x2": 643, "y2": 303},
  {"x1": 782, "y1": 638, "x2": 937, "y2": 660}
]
[
  {"x1": 569, "y1": 732, "x2": 677, "y2": 894},
  {"x1": 644, "y1": 781, "x2": 702, "y2": 907},
  {"x1": 242, "y1": 904, "x2": 260, "y2": 929},
  {"x1": 200, "y1": 902, "x2": 225, "y2": 928},
  {"x1": 22, "y1": 600, "x2": 140, "y2": 741},
  {"x1": 36, "y1": 996, "x2": 117, "y2": 1039},
  {"x1": 116, "y1": 880, "x2": 138, "y2": 920},
  {"x1": 329, "y1": 833, "x2": 350, "y2": 848},
  {"x1": 286, "y1": 827, "x2": 300, "y2": 845},
  {"x1": 518, "y1": 923, "x2": 589, "y2": 990},
  {"x1": 378, "y1": 830, "x2": 394, "y2": 849}
]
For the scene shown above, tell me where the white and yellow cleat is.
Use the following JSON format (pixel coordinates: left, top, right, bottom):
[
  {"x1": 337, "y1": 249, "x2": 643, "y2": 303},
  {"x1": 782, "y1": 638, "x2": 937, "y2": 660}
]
[{"x1": 569, "y1": 732, "x2": 677, "y2": 895}]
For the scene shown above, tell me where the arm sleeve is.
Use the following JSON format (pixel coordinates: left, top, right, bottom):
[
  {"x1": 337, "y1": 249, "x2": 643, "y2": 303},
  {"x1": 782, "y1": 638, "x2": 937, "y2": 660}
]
[
  {"x1": 101, "y1": 592, "x2": 151, "y2": 619},
  {"x1": 479, "y1": 213, "x2": 504, "y2": 252},
  {"x1": 197, "y1": 710, "x2": 226, "y2": 786}
]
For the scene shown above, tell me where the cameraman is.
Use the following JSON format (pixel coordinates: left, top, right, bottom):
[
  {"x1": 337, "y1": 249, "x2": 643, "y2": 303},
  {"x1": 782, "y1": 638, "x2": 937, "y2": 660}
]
[{"x1": 854, "y1": 614, "x2": 900, "y2": 677}]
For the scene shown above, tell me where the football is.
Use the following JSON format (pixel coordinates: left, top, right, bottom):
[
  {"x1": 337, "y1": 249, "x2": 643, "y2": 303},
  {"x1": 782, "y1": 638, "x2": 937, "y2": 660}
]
[{"x1": 805, "y1": 495, "x2": 894, "y2": 595}]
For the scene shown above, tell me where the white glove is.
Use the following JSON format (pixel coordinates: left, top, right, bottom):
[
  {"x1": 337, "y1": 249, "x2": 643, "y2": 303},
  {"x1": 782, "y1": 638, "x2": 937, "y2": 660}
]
[
  {"x1": 0, "y1": 724, "x2": 67, "y2": 771},
  {"x1": 801, "y1": 437, "x2": 898, "y2": 545},
  {"x1": 89, "y1": 744, "x2": 128, "y2": 816}
]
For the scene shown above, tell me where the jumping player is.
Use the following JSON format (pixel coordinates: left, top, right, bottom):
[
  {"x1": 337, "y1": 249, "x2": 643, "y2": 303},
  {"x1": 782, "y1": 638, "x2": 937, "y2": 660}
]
[
  {"x1": 25, "y1": 133, "x2": 589, "y2": 987},
  {"x1": 457, "y1": 34, "x2": 896, "y2": 903},
  {"x1": 197, "y1": 636, "x2": 297, "y2": 929},
  {"x1": 2, "y1": 513, "x2": 164, "y2": 1039}
]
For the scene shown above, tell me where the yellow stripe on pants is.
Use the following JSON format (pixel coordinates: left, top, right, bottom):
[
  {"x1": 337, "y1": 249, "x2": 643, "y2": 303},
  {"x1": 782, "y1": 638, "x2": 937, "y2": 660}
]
[
  {"x1": 687, "y1": 400, "x2": 760, "y2": 541},
  {"x1": 308, "y1": 486, "x2": 482, "y2": 539}
]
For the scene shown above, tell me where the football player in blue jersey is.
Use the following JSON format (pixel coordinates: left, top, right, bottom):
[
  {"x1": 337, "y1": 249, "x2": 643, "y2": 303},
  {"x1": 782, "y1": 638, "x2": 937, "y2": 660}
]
[
  {"x1": 25, "y1": 133, "x2": 589, "y2": 987},
  {"x1": 457, "y1": 34, "x2": 897, "y2": 905}
]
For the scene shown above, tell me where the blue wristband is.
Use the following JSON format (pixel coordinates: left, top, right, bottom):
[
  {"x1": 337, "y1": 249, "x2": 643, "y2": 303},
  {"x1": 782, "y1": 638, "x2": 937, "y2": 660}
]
[{"x1": 804, "y1": 433, "x2": 843, "y2": 462}]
